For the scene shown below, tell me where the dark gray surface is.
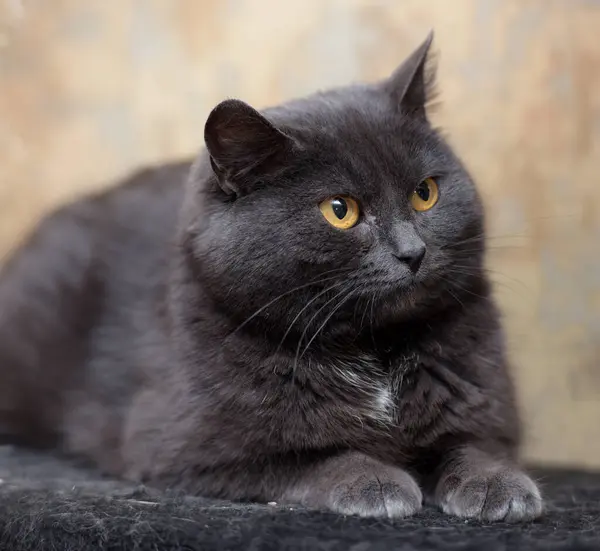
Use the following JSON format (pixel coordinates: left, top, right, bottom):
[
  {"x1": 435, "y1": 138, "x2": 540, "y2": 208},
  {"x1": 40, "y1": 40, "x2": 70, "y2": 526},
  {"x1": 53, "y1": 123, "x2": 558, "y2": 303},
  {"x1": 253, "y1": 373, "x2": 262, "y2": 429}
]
[{"x1": 0, "y1": 445, "x2": 599, "y2": 551}]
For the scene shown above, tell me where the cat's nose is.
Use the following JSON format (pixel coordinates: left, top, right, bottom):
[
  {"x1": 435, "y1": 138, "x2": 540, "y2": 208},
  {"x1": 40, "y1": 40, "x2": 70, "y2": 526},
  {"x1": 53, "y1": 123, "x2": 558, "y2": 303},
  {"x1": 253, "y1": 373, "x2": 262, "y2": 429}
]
[
  {"x1": 389, "y1": 222, "x2": 426, "y2": 273},
  {"x1": 393, "y1": 244, "x2": 426, "y2": 273}
]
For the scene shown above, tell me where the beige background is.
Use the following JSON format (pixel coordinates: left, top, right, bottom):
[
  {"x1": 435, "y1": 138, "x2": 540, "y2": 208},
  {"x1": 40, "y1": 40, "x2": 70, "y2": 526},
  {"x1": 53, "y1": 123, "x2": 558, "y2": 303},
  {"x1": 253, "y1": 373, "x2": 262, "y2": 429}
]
[{"x1": 0, "y1": 0, "x2": 599, "y2": 468}]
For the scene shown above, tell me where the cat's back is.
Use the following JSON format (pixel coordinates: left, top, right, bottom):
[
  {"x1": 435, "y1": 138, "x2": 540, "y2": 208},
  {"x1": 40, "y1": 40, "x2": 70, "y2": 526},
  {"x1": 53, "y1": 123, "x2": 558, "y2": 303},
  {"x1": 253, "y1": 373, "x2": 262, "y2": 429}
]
[
  {"x1": 79, "y1": 159, "x2": 191, "y2": 359},
  {"x1": 0, "y1": 158, "x2": 192, "y2": 319},
  {"x1": 77, "y1": 159, "x2": 192, "y2": 331},
  {"x1": 17, "y1": 159, "x2": 192, "y2": 307},
  {"x1": 0, "y1": 160, "x2": 191, "y2": 446},
  {"x1": 92, "y1": 160, "x2": 191, "y2": 259}
]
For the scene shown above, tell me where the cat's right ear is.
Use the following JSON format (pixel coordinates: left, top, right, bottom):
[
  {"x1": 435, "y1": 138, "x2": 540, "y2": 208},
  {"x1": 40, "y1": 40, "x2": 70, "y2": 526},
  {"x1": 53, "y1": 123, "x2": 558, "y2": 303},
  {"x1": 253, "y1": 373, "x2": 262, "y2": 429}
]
[{"x1": 204, "y1": 99, "x2": 294, "y2": 196}]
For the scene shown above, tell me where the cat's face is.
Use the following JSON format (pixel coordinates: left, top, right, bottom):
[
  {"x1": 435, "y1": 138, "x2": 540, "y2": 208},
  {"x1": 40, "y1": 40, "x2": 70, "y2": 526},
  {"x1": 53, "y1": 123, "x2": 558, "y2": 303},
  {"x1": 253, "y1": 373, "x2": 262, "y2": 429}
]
[{"x1": 186, "y1": 34, "x2": 486, "y2": 340}]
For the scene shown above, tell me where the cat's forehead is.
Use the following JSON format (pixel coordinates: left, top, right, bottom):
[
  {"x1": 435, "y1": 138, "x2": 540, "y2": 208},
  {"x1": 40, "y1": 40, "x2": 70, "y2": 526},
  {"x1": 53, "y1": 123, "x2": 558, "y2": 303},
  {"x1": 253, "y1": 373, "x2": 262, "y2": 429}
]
[
  {"x1": 265, "y1": 87, "x2": 445, "y2": 191},
  {"x1": 268, "y1": 87, "x2": 401, "y2": 134},
  {"x1": 269, "y1": 87, "x2": 436, "y2": 156}
]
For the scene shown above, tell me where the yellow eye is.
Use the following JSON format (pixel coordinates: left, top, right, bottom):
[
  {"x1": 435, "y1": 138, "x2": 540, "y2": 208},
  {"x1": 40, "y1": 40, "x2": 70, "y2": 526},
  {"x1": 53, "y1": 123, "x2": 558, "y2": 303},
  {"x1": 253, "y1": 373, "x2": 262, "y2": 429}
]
[
  {"x1": 411, "y1": 177, "x2": 439, "y2": 212},
  {"x1": 319, "y1": 196, "x2": 360, "y2": 229}
]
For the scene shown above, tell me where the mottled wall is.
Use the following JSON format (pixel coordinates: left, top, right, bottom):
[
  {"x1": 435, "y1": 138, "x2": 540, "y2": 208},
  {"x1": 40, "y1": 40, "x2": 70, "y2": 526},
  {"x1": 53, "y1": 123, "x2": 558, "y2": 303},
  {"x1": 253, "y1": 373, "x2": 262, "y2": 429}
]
[{"x1": 0, "y1": 0, "x2": 599, "y2": 467}]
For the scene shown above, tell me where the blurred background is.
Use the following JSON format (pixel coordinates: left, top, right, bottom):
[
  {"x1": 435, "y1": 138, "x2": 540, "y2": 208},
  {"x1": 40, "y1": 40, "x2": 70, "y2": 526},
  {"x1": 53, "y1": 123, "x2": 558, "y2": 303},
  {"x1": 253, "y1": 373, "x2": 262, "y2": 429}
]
[{"x1": 0, "y1": 0, "x2": 598, "y2": 468}]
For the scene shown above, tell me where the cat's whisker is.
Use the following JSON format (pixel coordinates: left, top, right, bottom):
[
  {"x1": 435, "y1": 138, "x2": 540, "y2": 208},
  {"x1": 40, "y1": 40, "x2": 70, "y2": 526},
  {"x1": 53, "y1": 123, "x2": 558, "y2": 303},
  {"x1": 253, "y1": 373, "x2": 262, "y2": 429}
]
[
  {"x1": 445, "y1": 245, "x2": 527, "y2": 256},
  {"x1": 347, "y1": 277, "x2": 372, "y2": 334},
  {"x1": 229, "y1": 268, "x2": 353, "y2": 335},
  {"x1": 447, "y1": 287, "x2": 466, "y2": 310},
  {"x1": 353, "y1": 279, "x2": 375, "y2": 332},
  {"x1": 438, "y1": 275, "x2": 490, "y2": 302},
  {"x1": 352, "y1": 295, "x2": 361, "y2": 329},
  {"x1": 274, "y1": 280, "x2": 347, "y2": 357},
  {"x1": 451, "y1": 264, "x2": 531, "y2": 292},
  {"x1": 367, "y1": 288, "x2": 380, "y2": 351},
  {"x1": 358, "y1": 289, "x2": 372, "y2": 334},
  {"x1": 452, "y1": 245, "x2": 527, "y2": 255},
  {"x1": 445, "y1": 264, "x2": 531, "y2": 296},
  {"x1": 442, "y1": 232, "x2": 531, "y2": 251},
  {"x1": 292, "y1": 285, "x2": 353, "y2": 377},
  {"x1": 445, "y1": 269, "x2": 523, "y2": 299},
  {"x1": 297, "y1": 286, "x2": 356, "y2": 363}
]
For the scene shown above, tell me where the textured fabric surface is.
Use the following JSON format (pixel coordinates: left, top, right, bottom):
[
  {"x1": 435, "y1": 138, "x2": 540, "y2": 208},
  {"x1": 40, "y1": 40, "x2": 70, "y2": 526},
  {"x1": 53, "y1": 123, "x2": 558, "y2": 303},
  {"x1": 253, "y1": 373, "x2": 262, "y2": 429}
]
[{"x1": 0, "y1": 446, "x2": 598, "y2": 551}]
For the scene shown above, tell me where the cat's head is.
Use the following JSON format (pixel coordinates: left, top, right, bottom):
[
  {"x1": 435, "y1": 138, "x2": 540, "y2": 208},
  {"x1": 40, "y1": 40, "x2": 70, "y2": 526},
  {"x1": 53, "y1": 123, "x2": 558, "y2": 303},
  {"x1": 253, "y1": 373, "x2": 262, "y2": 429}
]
[{"x1": 183, "y1": 32, "x2": 487, "y2": 346}]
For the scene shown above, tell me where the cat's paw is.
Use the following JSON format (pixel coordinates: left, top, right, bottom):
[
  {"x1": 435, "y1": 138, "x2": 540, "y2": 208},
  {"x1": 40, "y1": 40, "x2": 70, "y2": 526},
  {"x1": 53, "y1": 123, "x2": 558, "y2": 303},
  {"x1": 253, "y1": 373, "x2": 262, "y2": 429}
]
[
  {"x1": 438, "y1": 468, "x2": 542, "y2": 522},
  {"x1": 285, "y1": 453, "x2": 422, "y2": 518},
  {"x1": 327, "y1": 464, "x2": 422, "y2": 518}
]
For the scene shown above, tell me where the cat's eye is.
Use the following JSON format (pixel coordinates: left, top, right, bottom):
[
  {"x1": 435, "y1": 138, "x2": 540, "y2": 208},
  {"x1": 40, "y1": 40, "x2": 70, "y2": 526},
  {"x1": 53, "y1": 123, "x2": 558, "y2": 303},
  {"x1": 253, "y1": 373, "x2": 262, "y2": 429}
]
[
  {"x1": 410, "y1": 178, "x2": 439, "y2": 212},
  {"x1": 319, "y1": 196, "x2": 360, "y2": 229}
]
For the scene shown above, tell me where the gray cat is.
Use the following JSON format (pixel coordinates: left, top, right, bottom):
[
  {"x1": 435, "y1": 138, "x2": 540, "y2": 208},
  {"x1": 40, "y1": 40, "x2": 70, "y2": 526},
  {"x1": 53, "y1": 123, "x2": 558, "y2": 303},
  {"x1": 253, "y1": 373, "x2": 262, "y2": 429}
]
[{"x1": 0, "y1": 32, "x2": 542, "y2": 521}]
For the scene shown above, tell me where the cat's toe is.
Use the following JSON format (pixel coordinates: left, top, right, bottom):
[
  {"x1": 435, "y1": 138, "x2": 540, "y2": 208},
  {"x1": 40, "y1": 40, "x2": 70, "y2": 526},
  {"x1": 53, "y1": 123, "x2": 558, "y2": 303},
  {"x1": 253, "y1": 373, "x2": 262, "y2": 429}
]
[
  {"x1": 330, "y1": 469, "x2": 422, "y2": 518},
  {"x1": 440, "y1": 469, "x2": 542, "y2": 522}
]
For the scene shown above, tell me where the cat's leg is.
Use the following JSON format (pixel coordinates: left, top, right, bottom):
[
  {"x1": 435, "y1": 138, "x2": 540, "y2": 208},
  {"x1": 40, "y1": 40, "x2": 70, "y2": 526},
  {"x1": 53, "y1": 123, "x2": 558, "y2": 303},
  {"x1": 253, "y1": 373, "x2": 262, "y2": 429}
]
[
  {"x1": 430, "y1": 444, "x2": 542, "y2": 522},
  {"x1": 125, "y1": 410, "x2": 422, "y2": 518},
  {"x1": 280, "y1": 451, "x2": 422, "y2": 518},
  {"x1": 123, "y1": 387, "x2": 421, "y2": 518}
]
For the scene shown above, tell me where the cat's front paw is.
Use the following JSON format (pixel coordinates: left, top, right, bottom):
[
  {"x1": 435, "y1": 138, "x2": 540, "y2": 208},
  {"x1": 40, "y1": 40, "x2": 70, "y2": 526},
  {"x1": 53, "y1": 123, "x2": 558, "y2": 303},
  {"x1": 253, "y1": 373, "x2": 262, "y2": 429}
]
[
  {"x1": 287, "y1": 454, "x2": 423, "y2": 518},
  {"x1": 328, "y1": 465, "x2": 423, "y2": 518},
  {"x1": 438, "y1": 468, "x2": 542, "y2": 522}
]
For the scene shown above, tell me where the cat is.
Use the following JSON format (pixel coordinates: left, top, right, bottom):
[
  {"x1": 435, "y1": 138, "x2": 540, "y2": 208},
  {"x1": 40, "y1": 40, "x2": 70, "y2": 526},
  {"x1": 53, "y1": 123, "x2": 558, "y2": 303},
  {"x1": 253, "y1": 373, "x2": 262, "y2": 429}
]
[{"x1": 0, "y1": 31, "x2": 542, "y2": 521}]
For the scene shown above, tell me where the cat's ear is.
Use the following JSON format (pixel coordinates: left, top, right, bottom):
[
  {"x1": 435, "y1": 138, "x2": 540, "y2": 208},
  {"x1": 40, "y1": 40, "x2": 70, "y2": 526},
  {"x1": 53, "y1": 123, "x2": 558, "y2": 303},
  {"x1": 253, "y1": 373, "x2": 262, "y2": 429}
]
[
  {"x1": 204, "y1": 99, "x2": 294, "y2": 196},
  {"x1": 383, "y1": 30, "x2": 436, "y2": 119}
]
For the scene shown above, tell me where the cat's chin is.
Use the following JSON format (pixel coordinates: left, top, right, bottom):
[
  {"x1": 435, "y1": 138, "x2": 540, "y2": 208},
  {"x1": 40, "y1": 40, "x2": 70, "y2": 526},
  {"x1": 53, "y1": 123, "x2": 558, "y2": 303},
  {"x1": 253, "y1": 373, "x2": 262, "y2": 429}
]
[
  {"x1": 350, "y1": 281, "x2": 421, "y2": 321},
  {"x1": 350, "y1": 276, "x2": 446, "y2": 326},
  {"x1": 353, "y1": 274, "x2": 419, "y2": 298}
]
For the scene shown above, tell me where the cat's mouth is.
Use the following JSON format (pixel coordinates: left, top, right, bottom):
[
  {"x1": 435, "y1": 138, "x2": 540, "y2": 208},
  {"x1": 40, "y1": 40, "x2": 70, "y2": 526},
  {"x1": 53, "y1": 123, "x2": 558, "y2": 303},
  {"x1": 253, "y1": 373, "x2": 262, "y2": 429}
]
[
  {"x1": 304, "y1": 265, "x2": 428, "y2": 320},
  {"x1": 343, "y1": 274, "x2": 422, "y2": 305}
]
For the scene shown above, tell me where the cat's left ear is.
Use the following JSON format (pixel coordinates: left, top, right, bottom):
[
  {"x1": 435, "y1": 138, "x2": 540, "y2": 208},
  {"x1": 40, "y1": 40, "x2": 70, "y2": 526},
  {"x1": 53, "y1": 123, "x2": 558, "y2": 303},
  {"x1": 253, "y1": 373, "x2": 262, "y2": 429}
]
[
  {"x1": 204, "y1": 99, "x2": 295, "y2": 196},
  {"x1": 383, "y1": 30, "x2": 436, "y2": 119}
]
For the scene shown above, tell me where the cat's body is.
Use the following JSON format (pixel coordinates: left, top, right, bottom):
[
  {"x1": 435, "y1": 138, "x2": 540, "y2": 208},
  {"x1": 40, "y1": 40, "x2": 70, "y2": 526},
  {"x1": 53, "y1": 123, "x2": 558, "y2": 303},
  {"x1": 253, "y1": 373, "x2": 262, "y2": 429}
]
[{"x1": 0, "y1": 34, "x2": 542, "y2": 521}]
